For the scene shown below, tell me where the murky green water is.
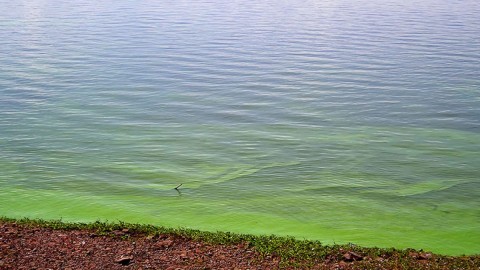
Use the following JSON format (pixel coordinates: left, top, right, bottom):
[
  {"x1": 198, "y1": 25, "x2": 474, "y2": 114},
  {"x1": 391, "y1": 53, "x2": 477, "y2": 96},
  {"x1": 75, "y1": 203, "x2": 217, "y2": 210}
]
[{"x1": 1, "y1": 0, "x2": 479, "y2": 255}]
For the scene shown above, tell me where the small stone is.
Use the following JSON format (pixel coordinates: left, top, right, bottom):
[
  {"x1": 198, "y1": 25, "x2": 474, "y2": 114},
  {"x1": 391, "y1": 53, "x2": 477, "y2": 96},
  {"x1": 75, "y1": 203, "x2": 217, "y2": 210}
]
[
  {"x1": 409, "y1": 252, "x2": 418, "y2": 258},
  {"x1": 159, "y1": 255, "x2": 168, "y2": 261},
  {"x1": 113, "y1": 230, "x2": 124, "y2": 236},
  {"x1": 343, "y1": 251, "x2": 363, "y2": 262},
  {"x1": 158, "y1": 240, "x2": 174, "y2": 248},
  {"x1": 115, "y1": 255, "x2": 133, "y2": 265},
  {"x1": 418, "y1": 253, "x2": 432, "y2": 260}
]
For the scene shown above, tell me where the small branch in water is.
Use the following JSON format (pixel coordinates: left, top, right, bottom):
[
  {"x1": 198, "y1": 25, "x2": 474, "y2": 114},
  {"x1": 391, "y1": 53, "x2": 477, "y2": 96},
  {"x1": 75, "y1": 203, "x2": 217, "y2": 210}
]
[{"x1": 174, "y1": 183, "x2": 183, "y2": 190}]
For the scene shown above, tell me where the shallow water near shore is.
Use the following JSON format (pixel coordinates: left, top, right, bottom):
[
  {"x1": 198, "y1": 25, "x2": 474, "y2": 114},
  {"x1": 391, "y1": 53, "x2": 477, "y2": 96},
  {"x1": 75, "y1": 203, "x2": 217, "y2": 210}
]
[{"x1": 1, "y1": 0, "x2": 479, "y2": 255}]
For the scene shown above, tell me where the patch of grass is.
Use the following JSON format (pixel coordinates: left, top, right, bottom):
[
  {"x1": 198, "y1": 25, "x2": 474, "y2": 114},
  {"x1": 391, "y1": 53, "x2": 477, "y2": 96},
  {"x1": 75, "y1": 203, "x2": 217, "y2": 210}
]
[{"x1": 1, "y1": 216, "x2": 479, "y2": 269}]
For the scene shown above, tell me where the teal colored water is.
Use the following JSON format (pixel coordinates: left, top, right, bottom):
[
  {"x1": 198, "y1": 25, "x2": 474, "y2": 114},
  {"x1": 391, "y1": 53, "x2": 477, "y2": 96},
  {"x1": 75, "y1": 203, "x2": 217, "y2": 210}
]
[{"x1": 1, "y1": 0, "x2": 479, "y2": 255}]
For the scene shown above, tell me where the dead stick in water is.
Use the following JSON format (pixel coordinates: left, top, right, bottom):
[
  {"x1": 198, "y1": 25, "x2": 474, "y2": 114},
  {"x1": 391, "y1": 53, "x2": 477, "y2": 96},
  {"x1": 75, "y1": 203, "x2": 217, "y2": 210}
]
[{"x1": 174, "y1": 183, "x2": 183, "y2": 190}]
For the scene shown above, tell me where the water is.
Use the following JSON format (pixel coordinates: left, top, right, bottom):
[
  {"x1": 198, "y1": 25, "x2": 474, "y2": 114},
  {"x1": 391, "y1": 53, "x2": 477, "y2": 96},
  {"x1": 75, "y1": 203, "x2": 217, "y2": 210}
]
[{"x1": 1, "y1": 0, "x2": 479, "y2": 255}]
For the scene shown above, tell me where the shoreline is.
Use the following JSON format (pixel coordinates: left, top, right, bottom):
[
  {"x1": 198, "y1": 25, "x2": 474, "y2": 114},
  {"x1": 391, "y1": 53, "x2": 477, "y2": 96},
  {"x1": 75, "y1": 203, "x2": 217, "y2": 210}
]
[{"x1": 1, "y1": 217, "x2": 479, "y2": 269}]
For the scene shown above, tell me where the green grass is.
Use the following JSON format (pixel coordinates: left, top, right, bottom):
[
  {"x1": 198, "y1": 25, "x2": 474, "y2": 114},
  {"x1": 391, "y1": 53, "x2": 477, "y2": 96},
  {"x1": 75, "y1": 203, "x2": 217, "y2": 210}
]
[{"x1": 1, "y1": 216, "x2": 479, "y2": 269}]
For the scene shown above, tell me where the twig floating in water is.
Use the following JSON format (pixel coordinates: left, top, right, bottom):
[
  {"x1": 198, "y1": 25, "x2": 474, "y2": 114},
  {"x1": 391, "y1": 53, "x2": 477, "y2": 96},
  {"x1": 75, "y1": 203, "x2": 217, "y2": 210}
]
[{"x1": 174, "y1": 183, "x2": 183, "y2": 190}]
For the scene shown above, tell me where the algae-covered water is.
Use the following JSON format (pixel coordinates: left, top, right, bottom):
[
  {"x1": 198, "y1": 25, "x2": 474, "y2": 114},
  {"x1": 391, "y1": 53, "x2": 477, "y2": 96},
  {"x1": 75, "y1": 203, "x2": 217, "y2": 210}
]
[{"x1": 1, "y1": 0, "x2": 479, "y2": 255}]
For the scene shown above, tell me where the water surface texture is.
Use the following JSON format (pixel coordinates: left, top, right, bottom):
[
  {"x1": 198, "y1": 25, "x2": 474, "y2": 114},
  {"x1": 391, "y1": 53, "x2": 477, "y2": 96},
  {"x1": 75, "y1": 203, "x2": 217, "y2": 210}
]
[{"x1": 1, "y1": 0, "x2": 479, "y2": 255}]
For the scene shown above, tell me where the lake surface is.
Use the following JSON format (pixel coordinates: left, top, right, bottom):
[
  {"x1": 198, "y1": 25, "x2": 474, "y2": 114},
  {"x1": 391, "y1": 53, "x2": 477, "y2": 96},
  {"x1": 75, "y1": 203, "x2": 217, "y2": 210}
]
[{"x1": 1, "y1": 0, "x2": 479, "y2": 255}]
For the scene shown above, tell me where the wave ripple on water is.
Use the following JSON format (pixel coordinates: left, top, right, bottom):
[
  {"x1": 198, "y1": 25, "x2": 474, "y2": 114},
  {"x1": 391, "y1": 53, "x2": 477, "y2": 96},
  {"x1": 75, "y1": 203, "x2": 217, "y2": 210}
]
[{"x1": 0, "y1": 0, "x2": 479, "y2": 255}]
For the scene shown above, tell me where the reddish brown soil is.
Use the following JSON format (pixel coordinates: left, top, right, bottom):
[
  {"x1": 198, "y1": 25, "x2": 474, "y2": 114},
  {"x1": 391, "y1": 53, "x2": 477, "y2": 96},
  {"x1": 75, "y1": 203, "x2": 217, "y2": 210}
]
[
  {"x1": 1, "y1": 222, "x2": 479, "y2": 269},
  {"x1": 0, "y1": 222, "x2": 281, "y2": 269}
]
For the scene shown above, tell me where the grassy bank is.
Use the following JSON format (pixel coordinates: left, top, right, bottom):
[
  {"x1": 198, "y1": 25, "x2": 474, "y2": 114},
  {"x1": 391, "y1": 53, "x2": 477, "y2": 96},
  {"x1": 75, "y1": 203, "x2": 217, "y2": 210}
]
[{"x1": 1, "y1": 216, "x2": 479, "y2": 269}]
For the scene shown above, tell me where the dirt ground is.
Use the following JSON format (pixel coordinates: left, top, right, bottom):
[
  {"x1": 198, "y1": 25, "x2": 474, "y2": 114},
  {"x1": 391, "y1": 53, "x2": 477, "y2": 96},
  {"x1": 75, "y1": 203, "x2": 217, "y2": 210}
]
[
  {"x1": 0, "y1": 222, "x2": 285, "y2": 269},
  {"x1": 1, "y1": 221, "x2": 479, "y2": 269}
]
